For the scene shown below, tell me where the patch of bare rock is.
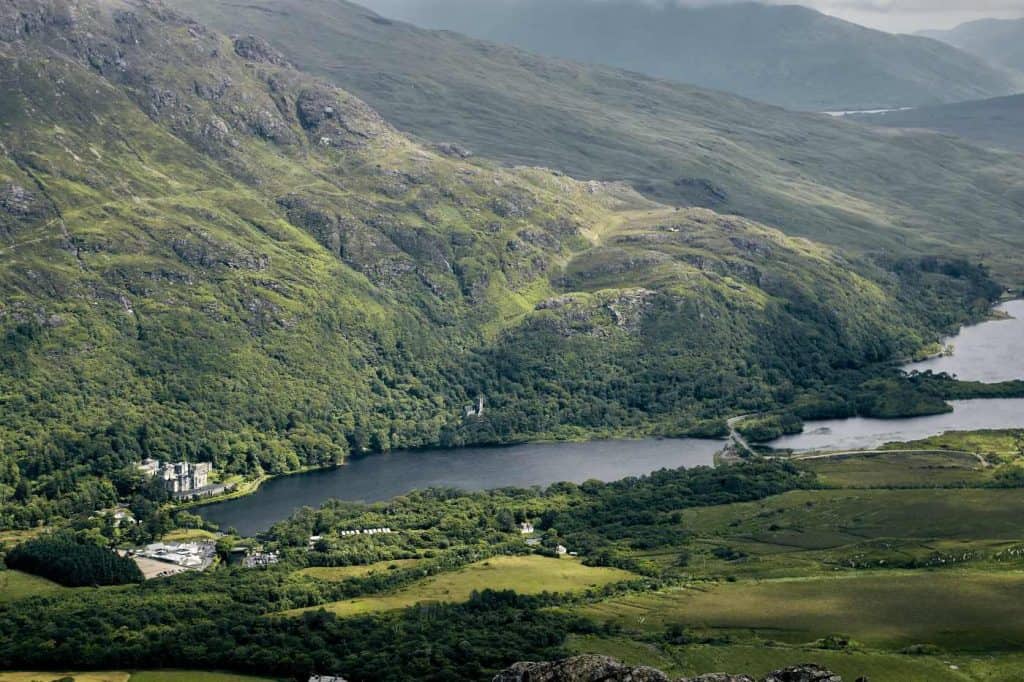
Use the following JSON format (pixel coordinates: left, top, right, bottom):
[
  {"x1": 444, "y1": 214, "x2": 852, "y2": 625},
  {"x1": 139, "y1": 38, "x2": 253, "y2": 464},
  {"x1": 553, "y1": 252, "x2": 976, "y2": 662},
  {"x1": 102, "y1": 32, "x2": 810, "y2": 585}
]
[{"x1": 493, "y1": 656, "x2": 863, "y2": 682}]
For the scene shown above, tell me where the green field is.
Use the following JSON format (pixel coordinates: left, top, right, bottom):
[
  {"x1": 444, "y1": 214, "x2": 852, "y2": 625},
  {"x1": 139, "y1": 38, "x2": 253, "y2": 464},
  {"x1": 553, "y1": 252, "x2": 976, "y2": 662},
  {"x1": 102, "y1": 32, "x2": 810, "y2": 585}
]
[
  {"x1": 295, "y1": 559, "x2": 422, "y2": 582},
  {"x1": 286, "y1": 555, "x2": 637, "y2": 617},
  {"x1": 0, "y1": 570, "x2": 66, "y2": 604},
  {"x1": 568, "y1": 635, "x2": 979, "y2": 682},
  {"x1": 801, "y1": 450, "x2": 991, "y2": 488},
  {"x1": 684, "y1": 488, "x2": 1024, "y2": 549},
  {"x1": 580, "y1": 570, "x2": 1024, "y2": 650},
  {"x1": 159, "y1": 529, "x2": 219, "y2": 543}
]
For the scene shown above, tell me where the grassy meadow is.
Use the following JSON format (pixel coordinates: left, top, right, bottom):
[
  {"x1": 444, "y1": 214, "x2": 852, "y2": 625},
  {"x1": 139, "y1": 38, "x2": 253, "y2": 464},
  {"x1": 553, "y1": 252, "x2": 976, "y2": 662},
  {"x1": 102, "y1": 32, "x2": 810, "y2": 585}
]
[
  {"x1": 285, "y1": 555, "x2": 637, "y2": 617},
  {"x1": 295, "y1": 559, "x2": 422, "y2": 582},
  {"x1": 561, "y1": 439, "x2": 1024, "y2": 679},
  {"x1": 580, "y1": 570, "x2": 1024, "y2": 649},
  {"x1": 0, "y1": 570, "x2": 66, "y2": 604}
]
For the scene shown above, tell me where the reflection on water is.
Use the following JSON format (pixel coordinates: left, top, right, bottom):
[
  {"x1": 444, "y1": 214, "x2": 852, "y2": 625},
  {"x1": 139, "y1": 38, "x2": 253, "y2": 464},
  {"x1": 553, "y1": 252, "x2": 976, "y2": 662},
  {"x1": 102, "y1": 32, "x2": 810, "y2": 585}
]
[
  {"x1": 768, "y1": 399, "x2": 1024, "y2": 452},
  {"x1": 905, "y1": 300, "x2": 1024, "y2": 383},
  {"x1": 197, "y1": 438, "x2": 721, "y2": 535},
  {"x1": 771, "y1": 301, "x2": 1024, "y2": 452}
]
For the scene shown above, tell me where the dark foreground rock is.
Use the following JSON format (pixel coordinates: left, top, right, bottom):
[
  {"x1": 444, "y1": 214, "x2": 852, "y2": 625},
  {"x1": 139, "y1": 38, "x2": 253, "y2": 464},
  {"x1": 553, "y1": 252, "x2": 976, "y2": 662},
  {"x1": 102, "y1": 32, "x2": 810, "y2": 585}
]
[{"x1": 493, "y1": 656, "x2": 851, "y2": 682}]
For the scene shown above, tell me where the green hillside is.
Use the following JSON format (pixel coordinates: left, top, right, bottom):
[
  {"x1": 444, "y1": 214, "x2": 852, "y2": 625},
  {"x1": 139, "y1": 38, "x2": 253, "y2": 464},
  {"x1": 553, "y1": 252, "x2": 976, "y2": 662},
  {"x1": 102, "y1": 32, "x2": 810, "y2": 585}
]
[
  {"x1": 0, "y1": 0, "x2": 1002, "y2": 526},
  {"x1": 168, "y1": 0, "x2": 1024, "y2": 286},
  {"x1": 364, "y1": 0, "x2": 1022, "y2": 111},
  {"x1": 852, "y1": 95, "x2": 1024, "y2": 153}
]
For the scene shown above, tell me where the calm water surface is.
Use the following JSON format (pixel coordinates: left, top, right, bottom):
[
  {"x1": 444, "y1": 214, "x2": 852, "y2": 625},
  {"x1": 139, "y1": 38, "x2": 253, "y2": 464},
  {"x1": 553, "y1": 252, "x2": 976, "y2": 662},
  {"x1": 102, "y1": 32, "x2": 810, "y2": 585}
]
[
  {"x1": 771, "y1": 301, "x2": 1024, "y2": 452},
  {"x1": 904, "y1": 300, "x2": 1024, "y2": 382},
  {"x1": 198, "y1": 438, "x2": 721, "y2": 535},
  {"x1": 768, "y1": 399, "x2": 1024, "y2": 452}
]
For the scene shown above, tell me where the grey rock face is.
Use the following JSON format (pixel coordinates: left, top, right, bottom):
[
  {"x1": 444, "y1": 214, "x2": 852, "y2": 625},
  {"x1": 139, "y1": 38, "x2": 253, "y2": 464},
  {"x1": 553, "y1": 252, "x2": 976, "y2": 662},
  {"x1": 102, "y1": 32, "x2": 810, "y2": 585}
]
[
  {"x1": 493, "y1": 655, "x2": 673, "y2": 682},
  {"x1": 493, "y1": 656, "x2": 845, "y2": 682},
  {"x1": 232, "y1": 34, "x2": 289, "y2": 66}
]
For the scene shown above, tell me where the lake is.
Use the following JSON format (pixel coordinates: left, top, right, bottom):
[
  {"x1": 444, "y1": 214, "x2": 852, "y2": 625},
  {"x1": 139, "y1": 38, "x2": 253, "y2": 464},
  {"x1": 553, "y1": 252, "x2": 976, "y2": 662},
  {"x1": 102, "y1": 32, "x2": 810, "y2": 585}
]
[
  {"x1": 197, "y1": 438, "x2": 722, "y2": 535},
  {"x1": 767, "y1": 399, "x2": 1024, "y2": 452},
  {"x1": 770, "y1": 301, "x2": 1024, "y2": 452},
  {"x1": 904, "y1": 300, "x2": 1024, "y2": 383},
  {"x1": 200, "y1": 301, "x2": 1024, "y2": 533}
]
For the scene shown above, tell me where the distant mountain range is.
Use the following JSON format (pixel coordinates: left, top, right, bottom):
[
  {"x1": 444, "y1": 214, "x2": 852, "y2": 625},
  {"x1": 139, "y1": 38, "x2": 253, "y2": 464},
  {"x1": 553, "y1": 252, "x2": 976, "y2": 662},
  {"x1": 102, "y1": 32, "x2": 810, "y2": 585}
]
[
  {"x1": 169, "y1": 0, "x2": 1024, "y2": 285},
  {"x1": 359, "y1": 0, "x2": 1022, "y2": 111},
  {"x1": 851, "y1": 95, "x2": 1024, "y2": 153},
  {"x1": 921, "y1": 18, "x2": 1024, "y2": 74}
]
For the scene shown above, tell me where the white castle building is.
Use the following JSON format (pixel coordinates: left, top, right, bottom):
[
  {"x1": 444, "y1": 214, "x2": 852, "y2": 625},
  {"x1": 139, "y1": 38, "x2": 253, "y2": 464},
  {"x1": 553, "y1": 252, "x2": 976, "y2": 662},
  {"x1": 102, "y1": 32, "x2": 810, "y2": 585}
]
[{"x1": 138, "y1": 459, "x2": 214, "y2": 497}]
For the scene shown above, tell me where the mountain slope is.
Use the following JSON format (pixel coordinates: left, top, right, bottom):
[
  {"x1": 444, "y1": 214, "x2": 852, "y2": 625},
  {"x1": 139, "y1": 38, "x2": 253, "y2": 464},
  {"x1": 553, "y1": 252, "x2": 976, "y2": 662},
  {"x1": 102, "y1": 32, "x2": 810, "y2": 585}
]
[
  {"x1": 0, "y1": 0, "x2": 1000, "y2": 526},
  {"x1": 362, "y1": 0, "x2": 1021, "y2": 111},
  {"x1": 921, "y1": 18, "x2": 1024, "y2": 74},
  {"x1": 851, "y1": 95, "x2": 1024, "y2": 153},
  {"x1": 169, "y1": 0, "x2": 1024, "y2": 286}
]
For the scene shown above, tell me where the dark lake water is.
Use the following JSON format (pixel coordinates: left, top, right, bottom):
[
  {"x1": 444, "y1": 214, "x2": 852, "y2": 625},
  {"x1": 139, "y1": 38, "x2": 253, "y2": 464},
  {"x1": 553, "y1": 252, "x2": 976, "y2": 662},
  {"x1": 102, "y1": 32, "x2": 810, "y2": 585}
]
[
  {"x1": 197, "y1": 438, "x2": 722, "y2": 535},
  {"x1": 771, "y1": 301, "x2": 1024, "y2": 452}
]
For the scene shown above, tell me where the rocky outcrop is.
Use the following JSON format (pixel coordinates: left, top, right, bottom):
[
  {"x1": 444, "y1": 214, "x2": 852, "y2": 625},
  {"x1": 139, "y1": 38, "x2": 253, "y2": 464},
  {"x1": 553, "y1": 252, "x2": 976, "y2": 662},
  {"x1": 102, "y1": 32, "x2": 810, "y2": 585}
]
[
  {"x1": 295, "y1": 87, "x2": 387, "y2": 147},
  {"x1": 0, "y1": 182, "x2": 53, "y2": 237},
  {"x1": 232, "y1": 34, "x2": 289, "y2": 66},
  {"x1": 493, "y1": 656, "x2": 674, "y2": 682},
  {"x1": 492, "y1": 656, "x2": 851, "y2": 682}
]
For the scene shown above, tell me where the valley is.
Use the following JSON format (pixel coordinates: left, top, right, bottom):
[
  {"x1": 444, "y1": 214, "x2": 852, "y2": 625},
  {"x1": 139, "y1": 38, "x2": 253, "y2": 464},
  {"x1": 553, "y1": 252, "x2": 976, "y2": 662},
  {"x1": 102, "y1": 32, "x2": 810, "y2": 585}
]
[{"x1": 1, "y1": 0, "x2": 1024, "y2": 680}]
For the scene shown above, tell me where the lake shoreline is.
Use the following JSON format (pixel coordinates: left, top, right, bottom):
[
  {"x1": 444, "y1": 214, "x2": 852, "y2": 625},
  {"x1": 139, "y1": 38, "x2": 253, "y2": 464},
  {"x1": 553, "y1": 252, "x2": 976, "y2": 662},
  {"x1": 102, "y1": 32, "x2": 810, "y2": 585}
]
[
  {"x1": 185, "y1": 431, "x2": 729, "y2": 515},
  {"x1": 195, "y1": 437, "x2": 725, "y2": 535}
]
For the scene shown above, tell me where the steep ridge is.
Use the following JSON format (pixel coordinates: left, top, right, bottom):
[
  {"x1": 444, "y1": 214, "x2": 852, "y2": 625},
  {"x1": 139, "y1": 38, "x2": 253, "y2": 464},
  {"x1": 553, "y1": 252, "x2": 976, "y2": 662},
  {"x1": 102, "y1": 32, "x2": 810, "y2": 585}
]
[
  {"x1": 363, "y1": 0, "x2": 1021, "y2": 111},
  {"x1": 0, "y1": 0, "x2": 999, "y2": 525},
  {"x1": 168, "y1": 0, "x2": 1024, "y2": 286}
]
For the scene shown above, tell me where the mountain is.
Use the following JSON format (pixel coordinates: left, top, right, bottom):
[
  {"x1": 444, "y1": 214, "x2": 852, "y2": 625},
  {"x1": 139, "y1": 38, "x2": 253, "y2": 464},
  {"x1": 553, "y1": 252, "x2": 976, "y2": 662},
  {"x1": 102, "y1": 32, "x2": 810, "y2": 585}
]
[
  {"x1": 850, "y1": 95, "x2": 1024, "y2": 153},
  {"x1": 921, "y1": 18, "x2": 1024, "y2": 74},
  {"x1": 359, "y1": 0, "x2": 1022, "y2": 112},
  {"x1": 1, "y1": 0, "x2": 997, "y2": 525},
  {"x1": 169, "y1": 0, "x2": 1024, "y2": 287}
]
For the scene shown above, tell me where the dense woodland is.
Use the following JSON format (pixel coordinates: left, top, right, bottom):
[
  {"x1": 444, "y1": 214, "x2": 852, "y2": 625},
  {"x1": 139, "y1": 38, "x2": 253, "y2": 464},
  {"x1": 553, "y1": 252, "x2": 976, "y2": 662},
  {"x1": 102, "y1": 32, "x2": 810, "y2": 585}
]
[{"x1": 4, "y1": 531, "x2": 143, "y2": 586}]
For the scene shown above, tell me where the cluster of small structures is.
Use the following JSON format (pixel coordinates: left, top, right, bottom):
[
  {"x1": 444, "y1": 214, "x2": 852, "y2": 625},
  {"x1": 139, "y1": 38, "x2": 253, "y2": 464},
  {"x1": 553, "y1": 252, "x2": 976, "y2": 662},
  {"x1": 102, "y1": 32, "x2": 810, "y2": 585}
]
[
  {"x1": 338, "y1": 527, "x2": 392, "y2": 537},
  {"x1": 137, "y1": 458, "x2": 232, "y2": 500},
  {"x1": 242, "y1": 551, "x2": 280, "y2": 568},
  {"x1": 127, "y1": 541, "x2": 216, "y2": 579}
]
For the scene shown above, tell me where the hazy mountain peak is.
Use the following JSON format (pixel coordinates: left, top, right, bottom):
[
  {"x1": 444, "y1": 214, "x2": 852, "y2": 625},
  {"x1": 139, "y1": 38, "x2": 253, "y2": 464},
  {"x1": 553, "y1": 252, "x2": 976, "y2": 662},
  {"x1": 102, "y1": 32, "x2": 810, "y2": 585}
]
[{"x1": 356, "y1": 0, "x2": 1021, "y2": 110}]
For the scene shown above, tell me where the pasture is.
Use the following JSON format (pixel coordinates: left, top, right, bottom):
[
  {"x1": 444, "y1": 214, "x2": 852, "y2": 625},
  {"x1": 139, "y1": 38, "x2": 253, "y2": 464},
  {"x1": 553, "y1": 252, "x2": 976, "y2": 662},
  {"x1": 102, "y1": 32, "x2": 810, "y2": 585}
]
[
  {"x1": 295, "y1": 558, "x2": 421, "y2": 582},
  {"x1": 800, "y1": 450, "x2": 990, "y2": 488},
  {"x1": 285, "y1": 555, "x2": 637, "y2": 617},
  {"x1": 580, "y1": 570, "x2": 1024, "y2": 650},
  {"x1": 0, "y1": 570, "x2": 66, "y2": 603}
]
